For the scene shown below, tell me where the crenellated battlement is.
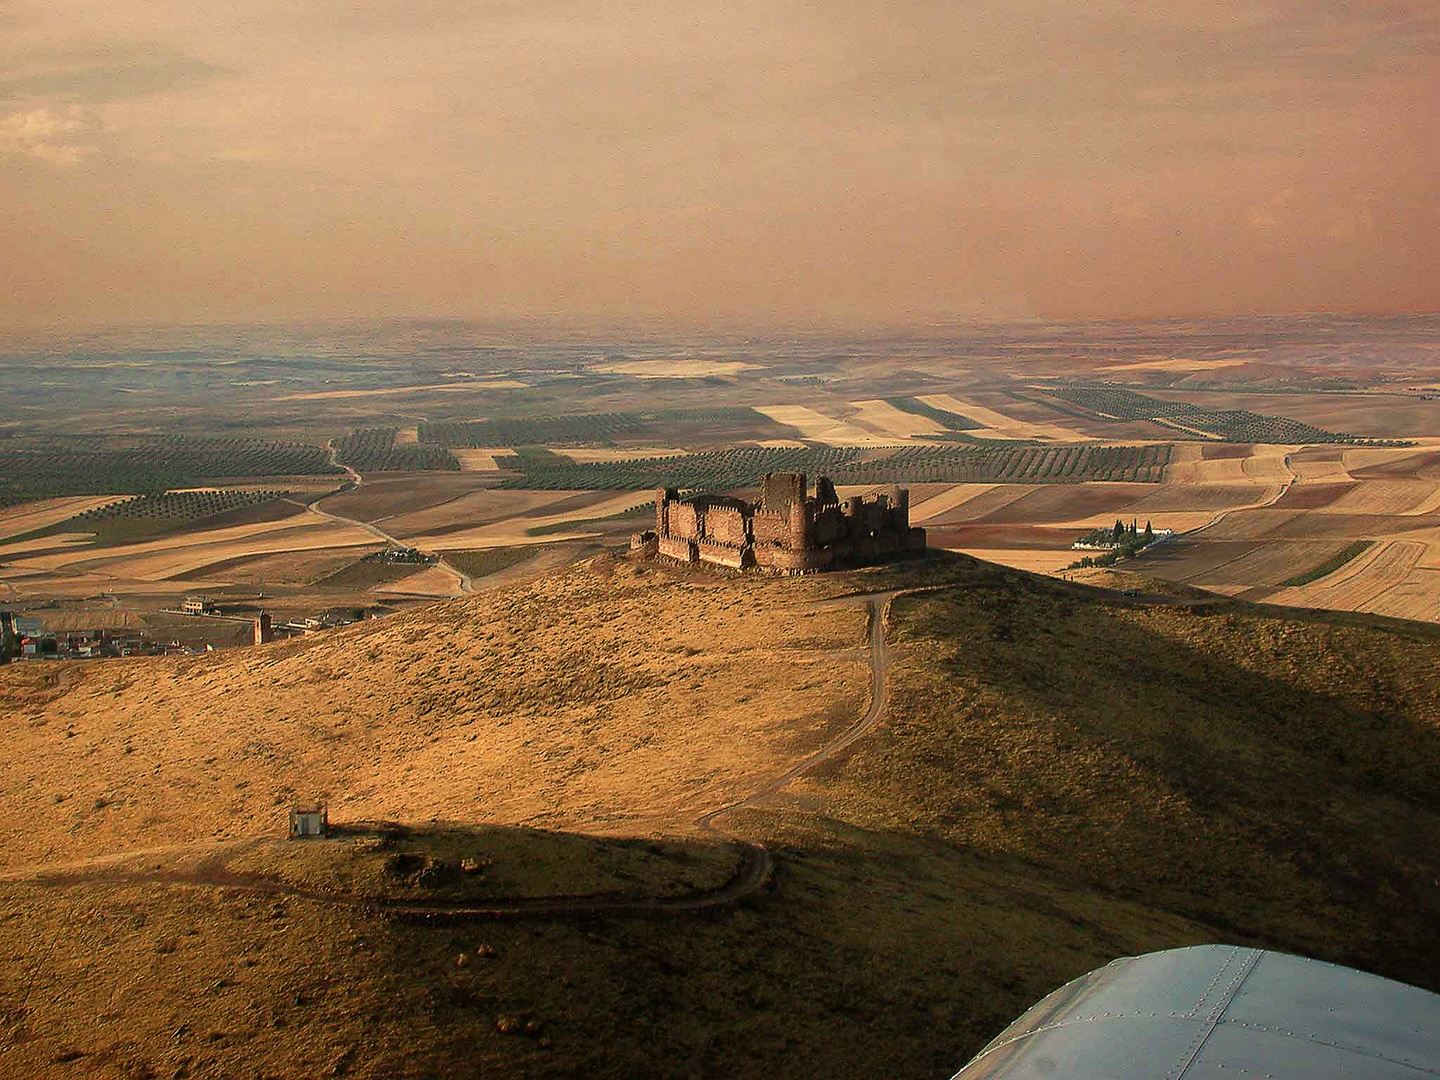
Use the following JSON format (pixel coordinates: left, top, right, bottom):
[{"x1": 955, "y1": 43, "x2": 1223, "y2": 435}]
[{"x1": 633, "y1": 471, "x2": 925, "y2": 575}]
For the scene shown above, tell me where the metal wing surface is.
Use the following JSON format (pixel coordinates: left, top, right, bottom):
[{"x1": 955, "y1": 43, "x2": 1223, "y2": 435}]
[{"x1": 950, "y1": 943, "x2": 1440, "y2": 1079}]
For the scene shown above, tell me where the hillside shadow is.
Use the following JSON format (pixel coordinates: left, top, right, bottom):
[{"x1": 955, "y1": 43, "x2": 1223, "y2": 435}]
[{"x1": 860, "y1": 562, "x2": 1440, "y2": 991}]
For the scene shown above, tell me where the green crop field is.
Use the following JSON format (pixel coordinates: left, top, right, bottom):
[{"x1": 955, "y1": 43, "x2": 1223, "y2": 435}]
[
  {"x1": 1042, "y1": 385, "x2": 1409, "y2": 444},
  {"x1": 332, "y1": 428, "x2": 459, "y2": 472},
  {"x1": 494, "y1": 442, "x2": 1172, "y2": 491},
  {"x1": 0, "y1": 436, "x2": 342, "y2": 505},
  {"x1": 13, "y1": 489, "x2": 295, "y2": 545}
]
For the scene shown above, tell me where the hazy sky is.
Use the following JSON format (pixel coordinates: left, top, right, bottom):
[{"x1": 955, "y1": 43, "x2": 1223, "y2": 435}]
[{"x1": 3, "y1": 0, "x2": 1438, "y2": 329}]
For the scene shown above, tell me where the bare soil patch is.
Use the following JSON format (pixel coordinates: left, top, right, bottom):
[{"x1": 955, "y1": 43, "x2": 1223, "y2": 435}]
[
  {"x1": 168, "y1": 546, "x2": 383, "y2": 585},
  {"x1": 966, "y1": 483, "x2": 1148, "y2": 525},
  {"x1": 1201, "y1": 443, "x2": 1254, "y2": 460},
  {"x1": 592, "y1": 359, "x2": 760, "y2": 378},
  {"x1": 1137, "y1": 538, "x2": 1267, "y2": 581},
  {"x1": 926, "y1": 524, "x2": 1080, "y2": 551},
  {"x1": 1349, "y1": 449, "x2": 1440, "y2": 481},
  {"x1": 378, "y1": 490, "x2": 565, "y2": 539},
  {"x1": 915, "y1": 393, "x2": 1091, "y2": 442},
  {"x1": 921, "y1": 485, "x2": 1036, "y2": 525},
  {"x1": 318, "y1": 473, "x2": 500, "y2": 523},
  {"x1": 754, "y1": 404, "x2": 899, "y2": 446},
  {"x1": 1272, "y1": 481, "x2": 1357, "y2": 509}
]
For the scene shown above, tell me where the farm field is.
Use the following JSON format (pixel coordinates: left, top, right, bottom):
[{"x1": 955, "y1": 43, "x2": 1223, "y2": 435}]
[
  {"x1": 559, "y1": 446, "x2": 688, "y2": 463},
  {"x1": 407, "y1": 491, "x2": 658, "y2": 549},
  {"x1": 5, "y1": 438, "x2": 1440, "y2": 628},
  {"x1": 1142, "y1": 390, "x2": 1440, "y2": 439},
  {"x1": 0, "y1": 496, "x2": 123, "y2": 541},
  {"x1": 0, "y1": 507, "x2": 377, "y2": 597},
  {"x1": 591, "y1": 358, "x2": 760, "y2": 377},
  {"x1": 273, "y1": 379, "x2": 529, "y2": 401},
  {"x1": 7, "y1": 318, "x2": 1440, "y2": 1077},
  {"x1": 753, "y1": 404, "x2": 905, "y2": 446},
  {"x1": 1097, "y1": 357, "x2": 1250, "y2": 373},
  {"x1": 846, "y1": 398, "x2": 951, "y2": 439},
  {"x1": 886, "y1": 438, "x2": 1440, "y2": 625},
  {"x1": 915, "y1": 393, "x2": 1093, "y2": 442},
  {"x1": 452, "y1": 447, "x2": 505, "y2": 471},
  {"x1": 1257, "y1": 540, "x2": 1440, "y2": 622},
  {"x1": 1116, "y1": 442, "x2": 1440, "y2": 617},
  {"x1": 4, "y1": 316, "x2": 1440, "y2": 636}
]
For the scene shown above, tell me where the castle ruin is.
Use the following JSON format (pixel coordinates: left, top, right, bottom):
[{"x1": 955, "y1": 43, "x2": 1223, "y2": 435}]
[{"x1": 631, "y1": 472, "x2": 925, "y2": 573}]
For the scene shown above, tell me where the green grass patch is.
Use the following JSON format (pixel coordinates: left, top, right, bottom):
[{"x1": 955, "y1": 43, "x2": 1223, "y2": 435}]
[
  {"x1": 445, "y1": 546, "x2": 538, "y2": 579},
  {"x1": 1280, "y1": 540, "x2": 1374, "y2": 587}
]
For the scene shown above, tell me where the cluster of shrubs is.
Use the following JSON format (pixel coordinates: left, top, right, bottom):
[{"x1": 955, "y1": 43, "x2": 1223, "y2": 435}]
[{"x1": 1068, "y1": 519, "x2": 1157, "y2": 569}]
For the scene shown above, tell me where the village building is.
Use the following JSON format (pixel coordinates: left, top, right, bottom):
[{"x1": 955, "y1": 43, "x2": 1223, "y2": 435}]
[{"x1": 289, "y1": 804, "x2": 328, "y2": 838}]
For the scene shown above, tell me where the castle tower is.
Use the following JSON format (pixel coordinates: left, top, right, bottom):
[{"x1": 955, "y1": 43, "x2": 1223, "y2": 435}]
[
  {"x1": 254, "y1": 611, "x2": 272, "y2": 646},
  {"x1": 888, "y1": 485, "x2": 909, "y2": 529},
  {"x1": 654, "y1": 487, "x2": 669, "y2": 536},
  {"x1": 761, "y1": 472, "x2": 806, "y2": 512},
  {"x1": 787, "y1": 496, "x2": 811, "y2": 550}
]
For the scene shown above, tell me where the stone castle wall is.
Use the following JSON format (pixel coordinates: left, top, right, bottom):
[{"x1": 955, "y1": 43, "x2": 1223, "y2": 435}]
[
  {"x1": 706, "y1": 506, "x2": 748, "y2": 547},
  {"x1": 669, "y1": 502, "x2": 700, "y2": 541},
  {"x1": 635, "y1": 470, "x2": 925, "y2": 575}
]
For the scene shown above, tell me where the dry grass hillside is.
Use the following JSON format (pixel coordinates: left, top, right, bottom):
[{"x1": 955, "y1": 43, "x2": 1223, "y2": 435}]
[{"x1": 2, "y1": 551, "x2": 1439, "y2": 1079}]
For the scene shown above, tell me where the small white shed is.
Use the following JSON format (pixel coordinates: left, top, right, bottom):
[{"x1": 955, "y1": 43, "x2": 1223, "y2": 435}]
[{"x1": 289, "y1": 804, "x2": 328, "y2": 838}]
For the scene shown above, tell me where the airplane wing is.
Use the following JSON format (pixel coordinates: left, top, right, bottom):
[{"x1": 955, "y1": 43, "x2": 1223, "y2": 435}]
[{"x1": 951, "y1": 943, "x2": 1440, "y2": 1079}]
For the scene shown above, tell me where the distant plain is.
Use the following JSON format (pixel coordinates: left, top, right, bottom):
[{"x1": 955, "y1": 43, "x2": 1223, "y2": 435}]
[{"x1": 4, "y1": 315, "x2": 1440, "y2": 631}]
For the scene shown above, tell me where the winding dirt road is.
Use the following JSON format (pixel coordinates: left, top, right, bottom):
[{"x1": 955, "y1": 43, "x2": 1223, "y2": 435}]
[
  {"x1": 308, "y1": 442, "x2": 474, "y2": 593},
  {"x1": 10, "y1": 590, "x2": 898, "y2": 921}
]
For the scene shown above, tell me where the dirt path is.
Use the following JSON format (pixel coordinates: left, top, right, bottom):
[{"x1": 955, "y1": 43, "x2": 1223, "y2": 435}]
[
  {"x1": 5, "y1": 591, "x2": 896, "y2": 920},
  {"x1": 1181, "y1": 452, "x2": 1295, "y2": 539},
  {"x1": 309, "y1": 443, "x2": 473, "y2": 594},
  {"x1": 697, "y1": 591, "x2": 895, "y2": 832}
]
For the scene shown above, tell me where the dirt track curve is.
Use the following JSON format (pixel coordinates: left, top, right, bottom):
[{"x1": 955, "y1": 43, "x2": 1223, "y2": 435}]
[
  {"x1": 14, "y1": 591, "x2": 898, "y2": 921},
  {"x1": 309, "y1": 443, "x2": 474, "y2": 594}
]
